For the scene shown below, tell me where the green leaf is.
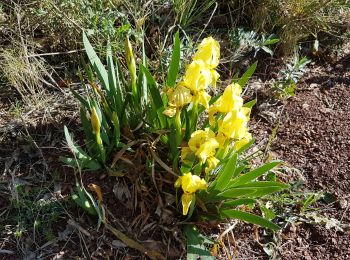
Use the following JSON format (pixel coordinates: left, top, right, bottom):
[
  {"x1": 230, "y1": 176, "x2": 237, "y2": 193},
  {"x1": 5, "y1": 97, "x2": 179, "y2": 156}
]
[
  {"x1": 107, "y1": 44, "x2": 122, "y2": 113},
  {"x1": 218, "y1": 187, "x2": 257, "y2": 198},
  {"x1": 72, "y1": 184, "x2": 97, "y2": 215},
  {"x1": 64, "y1": 126, "x2": 90, "y2": 161},
  {"x1": 261, "y1": 46, "x2": 273, "y2": 56},
  {"x1": 263, "y1": 38, "x2": 280, "y2": 45},
  {"x1": 60, "y1": 156, "x2": 101, "y2": 171},
  {"x1": 83, "y1": 32, "x2": 109, "y2": 91},
  {"x1": 183, "y1": 225, "x2": 215, "y2": 260},
  {"x1": 260, "y1": 204, "x2": 276, "y2": 220},
  {"x1": 238, "y1": 61, "x2": 257, "y2": 87},
  {"x1": 166, "y1": 31, "x2": 181, "y2": 88},
  {"x1": 243, "y1": 99, "x2": 257, "y2": 109},
  {"x1": 222, "y1": 198, "x2": 256, "y2": 208},
  {"x1": 220, "y1": 209, "x2": 280, "y2": 230},
  {"x1": 230, "y1": 161, "x2": 281, "y2": 187},
  {"x1": 140, "y1": 64, "x2": 166, "y2": 128},
  {"x1": 219, "y1": 186, "x2": 285, "y2": 198},
  {"x1": 71, "y1": 89, "x2": 90, "y2": 109},
  {"x1": 236, "y1": 138, "x2": 255, "y2": 154},
  {"x1": 235, "y1": 181, "x2": 289, "y2": 189},
  {"x1": 233, "y1": 165, "x2": 245, "y2": 178},
  {"x1": 212, "y1": 153, "x2": 237, "y2": 191},
  {"x1": 111, "y1": 112, "x2": 120, "y2": 147},
  {"x1": 80, "y1": 107, "x2": 99, "y2": 156}
]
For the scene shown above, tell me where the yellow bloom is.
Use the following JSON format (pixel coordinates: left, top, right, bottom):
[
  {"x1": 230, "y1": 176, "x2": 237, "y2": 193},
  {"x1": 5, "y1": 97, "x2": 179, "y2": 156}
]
[
  {"x1": 174, "y1": 172, "x2": 207, "y2": 215},
  {"x1": 168, "y1": 85, "x2": 193, "y2": 107},
  {"x1": 209, "y1": 83, "x2": 243, "y2": 125},
  {"x1": 181, "y1": 60, "x2": 212, "y2": 92},
  {"x1": 125, "y1": 37, "x2": 137, "y2": 88},
  {"x1": 233, "y1": 132, "x2": 252, "y2": 151},
  {"x1": 205, "y1": 156, "x2": 220, "y2": 173},
  {"x1": 163, "y1": 106, "x2": 177, "y2": 117},
  {"x1": 90, "y1": 107, "x2": 101, "y2": 135},
  {"x1": 175, "y1": 172, "x2": 207, "y2": 193},
  {"x1": 163, "y1": 85, "x2": 193, "y2": 117},
  {"x1": 188, "y1": 129, "x2": 219, "y2": 164},
  {"x1": 211, "y1": 70, "x2": 220, "y2": 89},
  {"x1": 215, "y1": 132, "x2": 227, "y2": 147},
  {"x1": 188, "y1": 129, "x2": 215, "y2": 152},
  {"x1": 218, "y1": 109, "x2": 250, "y2": 140},
  {"x1": 193, "y1": 37, "x2": 220, "y2": 69},
  {"x1": 193, "y1": 90, "x2": 211, "y2": 109},
  {"x1": 195, "y1": 138, "x2": 219, "y2": 163},
  {"x1": 217, "y1": 83, "x2": 243, "y2": 113},
  {"x1": 91, "y1": 107, "x2": 103, "y2": 146},
  {"x1": 181, "y1": 146, "x2": 192, "y2": 163},
  {"x1": 181, "y1": 193, "x2": 194, "y2": 215}
]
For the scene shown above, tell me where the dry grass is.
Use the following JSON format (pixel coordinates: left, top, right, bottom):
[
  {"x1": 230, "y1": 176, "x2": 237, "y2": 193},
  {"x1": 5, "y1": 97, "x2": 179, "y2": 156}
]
[
  {"x1": 228, "y1": 0, "x2": 350, "y2": 54},
  {"x1": 0, "y1": 6, "x2": 59, "y2": 106}
]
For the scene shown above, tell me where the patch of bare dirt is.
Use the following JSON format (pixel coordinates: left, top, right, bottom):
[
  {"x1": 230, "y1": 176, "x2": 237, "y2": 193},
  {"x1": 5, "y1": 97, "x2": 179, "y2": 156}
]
[{"x1": 248, "y1": 50, "x2": 350, "y2": 259}]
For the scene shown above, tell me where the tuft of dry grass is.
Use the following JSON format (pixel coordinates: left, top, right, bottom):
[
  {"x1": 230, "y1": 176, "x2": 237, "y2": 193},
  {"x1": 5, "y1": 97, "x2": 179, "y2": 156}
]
[
  {"x1": 228, "y1": 0, "x2": 350, "y2": 55},
  {"x1": 0, "y1": 43, "x2": 47, "y2": 102}
]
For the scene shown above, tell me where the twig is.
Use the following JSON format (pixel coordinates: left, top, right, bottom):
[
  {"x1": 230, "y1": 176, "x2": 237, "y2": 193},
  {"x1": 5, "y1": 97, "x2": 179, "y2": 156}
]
[
  {"x1": 149, "y1": 148, "x2": 178, "y2": 177},
  {"x1": 25, "y1": 49, "x2": 84, "y2": 58},
  {"x1": 111, "y1": 139, "x2": 145, "y2": 168},
  {"x1": 67, "y1": 219, "x2": 92, "y2": 238},
  {"x1": 104, "y1": 222, "x2": 165, "y2": 260},
  {"x1": 196, "y1": 2, "x2": 218, "y2": 45}
]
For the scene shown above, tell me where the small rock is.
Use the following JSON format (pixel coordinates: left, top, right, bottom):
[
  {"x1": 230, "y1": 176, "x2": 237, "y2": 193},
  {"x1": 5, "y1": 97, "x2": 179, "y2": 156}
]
[{"x1": 112, "y1": 240, "x2": 127, "y2": 248}]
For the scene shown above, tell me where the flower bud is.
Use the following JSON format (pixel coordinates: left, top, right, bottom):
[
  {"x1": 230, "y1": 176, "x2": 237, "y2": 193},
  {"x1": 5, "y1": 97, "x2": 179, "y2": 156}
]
[
  {"x1": 125, "y1": 36, "x2": 137, "y2": 91},
  {"x1": 90, "y1": 107, "x2": 101, "y2": 135}
]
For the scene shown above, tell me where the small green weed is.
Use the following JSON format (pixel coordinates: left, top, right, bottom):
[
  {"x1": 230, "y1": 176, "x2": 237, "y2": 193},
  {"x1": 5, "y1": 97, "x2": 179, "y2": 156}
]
[
  {"x1": 3, "y1": 182, "x2": 63, "y2": 244},
  {"x1": 229, "y1": 27, "x2": 279, "y2": 61},
  {"x1": 272, "y1": 53, "x2": 310, "y2": 99}
]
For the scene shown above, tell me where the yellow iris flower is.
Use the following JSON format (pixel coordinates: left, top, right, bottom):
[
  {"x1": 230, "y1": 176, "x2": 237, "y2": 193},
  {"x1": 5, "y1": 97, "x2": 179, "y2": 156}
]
[
  {"x1": 233, "y1": 132, "x2": 252, "y2": 151},
  {"x1": 181, "y1": 60, "x2": 212, "y2": 92},
  {"x1": 209, "y1": 83, "x2": 243, "y2": 125},
  {"x1": 218, "y1": 108, "x2": 251, "y2": 140},
  {"x1": 193, "y1": 37, "x2": 220, "y2": 69},
  {"x1": 193, "y1": 90, "x2": 211, "y2": 109},
  {"x1": 174, "y1": 172, "x2": 207, "y2": 215},
  {"x1": 187, "y1": 128, "x2": 219, "y2": 164},
  {"x1": 163, "y1": 85, "x2": 193, "y2": 117},
  {"x1": 195, "y1": 138, "x2": 219, "y2": 163},
  {"x1": 181, "y1": 146, "x2": 192, "y2": 164},
  {"x1": 205, "y1": 156, "x2": 220, "y2": 173}
]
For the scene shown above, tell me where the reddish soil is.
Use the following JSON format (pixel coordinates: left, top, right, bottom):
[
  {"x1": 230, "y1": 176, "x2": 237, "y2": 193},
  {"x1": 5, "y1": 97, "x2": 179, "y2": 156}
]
[{"x1": 246, "y1": 52, "x2": 350, "y2": 259}]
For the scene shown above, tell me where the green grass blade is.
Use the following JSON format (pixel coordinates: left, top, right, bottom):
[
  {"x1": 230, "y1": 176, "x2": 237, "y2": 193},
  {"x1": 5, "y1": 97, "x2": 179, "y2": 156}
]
[
  {"x1": 222, "y1": 198, "x2": 256, "y2": 208},
  {"x1": 235, "y1": 181, "x2": 289, "y2": 189},
  {"x1": 140, "y1": 64, "x2": 166, "y2": 128},
  {"x1": 71, "y1": 89, "x2": 90, "y2": 109},
  {"x1": 220, "y1": 209, "x2": 280, "y2": 230},
  {"x1": 64, "y1": 126, "x2": 90, "y2": 160},
  {"x1": 230, "y1": 161, "x2": 281, "y2": 187},
  {"x1": 212, "y1": 153, "x2": 237, "y2": 191},
  {"x1": 243, "y1": 99, "x2": 257, "y2": 109},
  {"x1": 83, "y1": 32, "x2": 109, "y2": 91},
  {"x1": 218, "y1": 187, "x2": 257, "y2": 198},
  {"x1": 238, "y1": 61, "x2": 257, "y2": 87},
  {"x1": 166, "y1": 31, "x2": 181, "y2": 88},
  {"x1": 220, "y1": 186, "x2": 285, "y2": 198},
  {"x1": 107, "y1": 43, "x2": 121, "y2": 111}
]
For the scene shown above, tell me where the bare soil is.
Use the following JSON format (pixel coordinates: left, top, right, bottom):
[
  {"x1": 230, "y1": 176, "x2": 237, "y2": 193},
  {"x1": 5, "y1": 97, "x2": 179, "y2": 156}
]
[{"x1": 243, "y1": 51, "x2": 350, "y2": 259}]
